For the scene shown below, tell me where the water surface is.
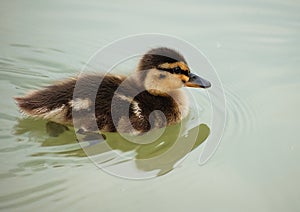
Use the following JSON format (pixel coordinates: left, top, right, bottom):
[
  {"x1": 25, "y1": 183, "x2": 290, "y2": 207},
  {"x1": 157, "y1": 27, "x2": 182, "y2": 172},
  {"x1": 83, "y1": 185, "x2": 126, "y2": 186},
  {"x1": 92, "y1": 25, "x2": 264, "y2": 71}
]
[{"x1": 0, "y1": 0, "x2": 299, "y2": 211}]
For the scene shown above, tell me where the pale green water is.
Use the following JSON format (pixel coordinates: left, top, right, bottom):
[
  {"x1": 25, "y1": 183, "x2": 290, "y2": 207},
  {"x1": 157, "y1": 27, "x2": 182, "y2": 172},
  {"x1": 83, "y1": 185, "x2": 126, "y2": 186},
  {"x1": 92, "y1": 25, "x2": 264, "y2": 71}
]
[{"x1": 0, "y1": 0, "x2": 300, "y2": 211}]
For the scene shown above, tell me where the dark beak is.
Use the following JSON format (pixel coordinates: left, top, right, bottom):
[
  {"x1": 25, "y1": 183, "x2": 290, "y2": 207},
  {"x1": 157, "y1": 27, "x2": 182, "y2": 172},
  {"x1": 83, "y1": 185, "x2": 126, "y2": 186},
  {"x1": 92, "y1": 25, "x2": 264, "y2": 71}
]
[{"x1": 185, "y1": 73, "x2": 211, "y2": 88}]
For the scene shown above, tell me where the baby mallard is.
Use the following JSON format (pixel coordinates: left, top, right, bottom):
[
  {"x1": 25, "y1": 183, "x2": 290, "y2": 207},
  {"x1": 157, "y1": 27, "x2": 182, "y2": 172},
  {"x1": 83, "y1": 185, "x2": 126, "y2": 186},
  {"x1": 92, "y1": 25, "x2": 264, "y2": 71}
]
[{"x1": 15, "y1": 48, "x2": 211, "y2": 134}]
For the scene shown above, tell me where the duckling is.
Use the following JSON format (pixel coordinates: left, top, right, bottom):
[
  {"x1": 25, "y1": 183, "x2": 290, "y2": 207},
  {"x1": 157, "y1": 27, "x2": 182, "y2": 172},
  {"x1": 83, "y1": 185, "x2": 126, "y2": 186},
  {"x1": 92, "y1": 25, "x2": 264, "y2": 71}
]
[{"x1": 15, "y1": 48, "x2": 211, "y2": 134}]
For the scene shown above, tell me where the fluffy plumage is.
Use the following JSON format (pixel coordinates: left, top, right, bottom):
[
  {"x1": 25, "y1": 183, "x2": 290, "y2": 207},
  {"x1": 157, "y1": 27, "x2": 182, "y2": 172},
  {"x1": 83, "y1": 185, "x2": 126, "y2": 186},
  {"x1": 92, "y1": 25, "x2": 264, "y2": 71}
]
[{"x1": 15, "y1": 48, "x2": 211, "y2": 134}]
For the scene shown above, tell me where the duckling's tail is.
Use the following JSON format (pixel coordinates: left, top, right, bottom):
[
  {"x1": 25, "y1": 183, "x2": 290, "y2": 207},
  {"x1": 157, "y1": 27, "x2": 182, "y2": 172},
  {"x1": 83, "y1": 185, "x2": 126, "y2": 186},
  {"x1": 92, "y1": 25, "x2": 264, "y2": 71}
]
[{"x1": 15, "y1": 79, "x2": 76, "y2": 125}]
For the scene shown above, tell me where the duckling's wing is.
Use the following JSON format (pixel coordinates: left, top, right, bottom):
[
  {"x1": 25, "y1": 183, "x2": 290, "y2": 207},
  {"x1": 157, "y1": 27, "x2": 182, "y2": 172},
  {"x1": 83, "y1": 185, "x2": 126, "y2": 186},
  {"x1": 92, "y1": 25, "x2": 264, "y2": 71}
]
[
  {"x1": 15, "y1": 74, "x2": 126, "y2": 130},
  {"x1": 15, "y1": 77, "x2": 76, "y2": 124}
]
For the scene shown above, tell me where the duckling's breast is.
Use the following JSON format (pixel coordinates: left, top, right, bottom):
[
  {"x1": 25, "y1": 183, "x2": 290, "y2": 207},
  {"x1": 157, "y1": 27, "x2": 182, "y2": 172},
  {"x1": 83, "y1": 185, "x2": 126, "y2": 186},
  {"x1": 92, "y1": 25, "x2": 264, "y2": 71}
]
[{"x1": 110, "y1": 88, "x2": 188, "y2": 134}]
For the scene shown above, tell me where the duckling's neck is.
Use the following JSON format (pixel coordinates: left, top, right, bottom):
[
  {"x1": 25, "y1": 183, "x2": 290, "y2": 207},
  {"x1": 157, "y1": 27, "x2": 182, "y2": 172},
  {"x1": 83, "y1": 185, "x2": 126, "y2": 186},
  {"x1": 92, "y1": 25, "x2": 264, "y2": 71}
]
[
  {"x1": 168, "y1": 89, "x2": 190, "y2": 119},
  {"x1": 129, "y1": 72, "x2": 190, "y2": 119}
]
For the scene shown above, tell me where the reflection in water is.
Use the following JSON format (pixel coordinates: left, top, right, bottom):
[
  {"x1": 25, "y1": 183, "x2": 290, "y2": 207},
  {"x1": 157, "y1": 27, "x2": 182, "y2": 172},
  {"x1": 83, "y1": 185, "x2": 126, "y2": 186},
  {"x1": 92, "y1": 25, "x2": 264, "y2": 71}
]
[
  {"x1": 14, "y1": 118, "x2": 85, "y2": 157},
  {"x1": 46, "y1": 121, "x2": 69, "y2": 137},
  {"x1": 14, "y1": 117, "x2": 210, "y2": 177}
]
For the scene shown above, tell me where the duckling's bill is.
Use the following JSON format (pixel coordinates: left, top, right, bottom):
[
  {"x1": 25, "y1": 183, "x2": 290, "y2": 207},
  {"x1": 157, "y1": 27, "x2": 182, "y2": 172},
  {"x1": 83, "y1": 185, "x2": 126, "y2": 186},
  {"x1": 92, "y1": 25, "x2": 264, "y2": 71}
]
[{"x1": 185, "y1": 73, "x2": 211, "y2": 88}]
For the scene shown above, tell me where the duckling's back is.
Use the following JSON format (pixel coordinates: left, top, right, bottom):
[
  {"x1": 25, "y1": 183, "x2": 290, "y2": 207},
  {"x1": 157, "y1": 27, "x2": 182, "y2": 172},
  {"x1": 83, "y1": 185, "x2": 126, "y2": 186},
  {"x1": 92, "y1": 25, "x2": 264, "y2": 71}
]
[{"x1": 15, "y1": 74, "x2": 125, "y2": 129}]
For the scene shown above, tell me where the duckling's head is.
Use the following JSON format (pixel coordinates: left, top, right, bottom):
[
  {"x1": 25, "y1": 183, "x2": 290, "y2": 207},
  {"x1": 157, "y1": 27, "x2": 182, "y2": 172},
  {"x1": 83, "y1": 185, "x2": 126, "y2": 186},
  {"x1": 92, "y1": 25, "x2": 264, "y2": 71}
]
[{"x1": 137, "y1": 48, "x2": 211, "y2": 95}]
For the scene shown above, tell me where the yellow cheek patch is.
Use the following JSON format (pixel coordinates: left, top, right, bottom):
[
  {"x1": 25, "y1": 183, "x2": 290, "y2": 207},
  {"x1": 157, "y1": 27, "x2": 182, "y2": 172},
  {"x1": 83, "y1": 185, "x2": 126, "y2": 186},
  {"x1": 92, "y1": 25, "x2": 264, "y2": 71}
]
[
  {"x1": 177, "y1": 74, "x2": 189, "y2": 83},
  {"x1": 159, "y1": 62, "x2": 190, "y2": 72}
]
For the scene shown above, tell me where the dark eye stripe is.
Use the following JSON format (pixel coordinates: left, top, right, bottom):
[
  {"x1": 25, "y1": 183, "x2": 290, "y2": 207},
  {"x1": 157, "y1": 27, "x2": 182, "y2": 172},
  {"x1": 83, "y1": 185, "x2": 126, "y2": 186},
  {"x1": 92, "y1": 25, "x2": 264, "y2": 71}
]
[
  {"x1": 158, "y1": 67, "x2": 189, "y2": 77},
  {"x1": 173, "y1": 67, "x2": 181, "y2": 74}
]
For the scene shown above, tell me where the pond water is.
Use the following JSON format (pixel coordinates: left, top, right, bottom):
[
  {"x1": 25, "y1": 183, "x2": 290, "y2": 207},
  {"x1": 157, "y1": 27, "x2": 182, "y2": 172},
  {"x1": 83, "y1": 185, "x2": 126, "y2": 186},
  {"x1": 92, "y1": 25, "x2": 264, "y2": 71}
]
[{"x1": 0, "y1": 0, "x2": 299, "y2": 211}]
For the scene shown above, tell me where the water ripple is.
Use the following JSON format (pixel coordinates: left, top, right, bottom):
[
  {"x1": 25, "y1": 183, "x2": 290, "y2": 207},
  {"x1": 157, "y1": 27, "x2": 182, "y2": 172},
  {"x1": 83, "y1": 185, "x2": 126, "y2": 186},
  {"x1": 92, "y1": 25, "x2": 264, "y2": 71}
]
[
  {"x1": 0, "y1": 180, "x2": 66, "y2": 210},
  {"x1": 224, "y1": 87, "x2": 257, "y2": 139}
]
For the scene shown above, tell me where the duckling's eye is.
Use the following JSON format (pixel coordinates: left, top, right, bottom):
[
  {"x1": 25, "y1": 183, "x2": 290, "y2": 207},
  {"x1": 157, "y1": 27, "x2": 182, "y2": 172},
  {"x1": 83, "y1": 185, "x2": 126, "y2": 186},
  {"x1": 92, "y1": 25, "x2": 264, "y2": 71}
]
[{"x1": 173, "y1": 67, "x2": 181, "y2": 74}]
